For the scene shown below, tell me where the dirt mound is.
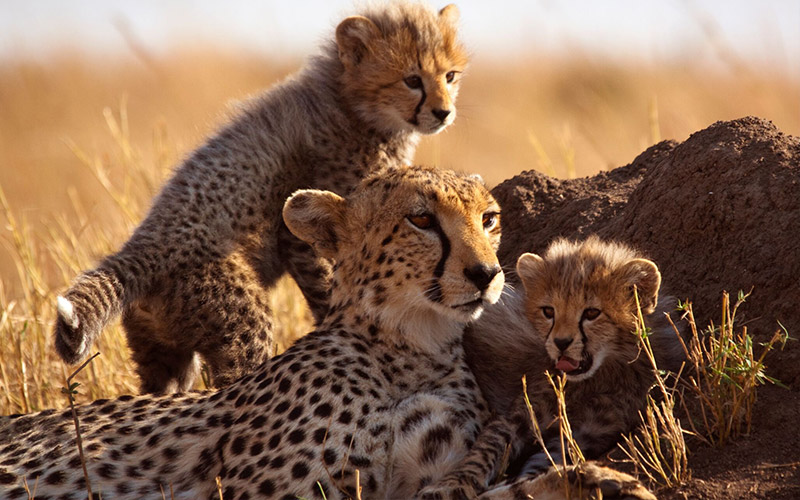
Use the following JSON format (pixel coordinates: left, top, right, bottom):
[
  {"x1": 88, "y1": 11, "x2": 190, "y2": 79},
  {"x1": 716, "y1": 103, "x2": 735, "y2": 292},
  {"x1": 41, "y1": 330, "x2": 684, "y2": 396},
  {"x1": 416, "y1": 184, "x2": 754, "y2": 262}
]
[{"x1": 491, "y1": 116, "x2": 800, "y2": 499}]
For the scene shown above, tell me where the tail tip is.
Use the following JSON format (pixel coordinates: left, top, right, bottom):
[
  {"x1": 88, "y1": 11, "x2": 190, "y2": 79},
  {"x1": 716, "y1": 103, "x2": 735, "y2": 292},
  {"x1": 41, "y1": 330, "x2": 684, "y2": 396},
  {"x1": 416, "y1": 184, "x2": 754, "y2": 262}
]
[{"x1": 57, "y1": 296, "x2": 79, "y2": 330}]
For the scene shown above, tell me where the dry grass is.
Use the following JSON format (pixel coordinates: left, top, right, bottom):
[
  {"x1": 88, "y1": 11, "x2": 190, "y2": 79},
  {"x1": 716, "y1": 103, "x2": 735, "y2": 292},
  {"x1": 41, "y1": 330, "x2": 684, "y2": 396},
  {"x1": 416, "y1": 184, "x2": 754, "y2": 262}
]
[
  {"x1": 618, "y1": 291, "x2": 689, "y2": 488},
  {"x1": 0, "y1": 94, "x2": 311, "y2": 415},
  {"x1": 0, "y1": 49, "x2": 798, "y2": 416},
  {"x1": 618, "y1": 290, "x2": 789, "y2": 489},
  {"x1": 523, "y1": 372, "x2": 586, "y2": 497},
  {"x1": 677, "y1": 291, "x2": 790, "y2": 447}
]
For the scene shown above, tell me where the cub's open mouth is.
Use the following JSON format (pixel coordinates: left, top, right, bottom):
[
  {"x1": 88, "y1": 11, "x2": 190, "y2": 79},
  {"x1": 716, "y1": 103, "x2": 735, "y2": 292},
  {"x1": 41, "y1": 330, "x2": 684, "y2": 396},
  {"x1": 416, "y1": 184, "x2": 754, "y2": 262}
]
[{"x1": 554, "y1": 352, "x2": 593, "y2": 376}]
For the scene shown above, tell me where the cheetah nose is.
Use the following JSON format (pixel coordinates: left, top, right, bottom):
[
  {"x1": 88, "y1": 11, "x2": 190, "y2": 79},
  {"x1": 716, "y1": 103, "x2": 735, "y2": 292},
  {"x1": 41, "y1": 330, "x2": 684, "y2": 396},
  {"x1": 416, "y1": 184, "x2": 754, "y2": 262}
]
[
  {"x1": 432, "y1": 108, "x2": 451, "y2": 122},
  {"x1": 554, "y1": 337, "x2": 573, "y2": 352},
  {"x1": 463, "y1": 263, "x2": 501, "y2": 292}
]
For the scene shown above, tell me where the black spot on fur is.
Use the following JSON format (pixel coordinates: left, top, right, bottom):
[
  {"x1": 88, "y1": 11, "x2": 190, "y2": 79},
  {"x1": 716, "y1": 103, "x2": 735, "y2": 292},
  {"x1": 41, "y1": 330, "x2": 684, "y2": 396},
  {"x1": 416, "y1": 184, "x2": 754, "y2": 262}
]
[
  {"x1": 288, "y1": 429, "x2": 306, "y2": 444},
  {"x1": 291, "y1": 462, "x2": 310, "y2": 479}
]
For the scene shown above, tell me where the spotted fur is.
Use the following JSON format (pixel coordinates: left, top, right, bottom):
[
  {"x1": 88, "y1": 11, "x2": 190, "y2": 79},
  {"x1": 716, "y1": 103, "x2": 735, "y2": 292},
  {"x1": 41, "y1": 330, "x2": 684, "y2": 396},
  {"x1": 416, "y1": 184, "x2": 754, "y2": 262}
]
[
  {"x1": 419, "y1": 237, "x2": 679, "y2": 499},
  {"x1": 2, "y1": 165, "x2": 505, "y2": 499},
  {"x1": 53, "y1": 2, "x2": 469, "y2": 394}
]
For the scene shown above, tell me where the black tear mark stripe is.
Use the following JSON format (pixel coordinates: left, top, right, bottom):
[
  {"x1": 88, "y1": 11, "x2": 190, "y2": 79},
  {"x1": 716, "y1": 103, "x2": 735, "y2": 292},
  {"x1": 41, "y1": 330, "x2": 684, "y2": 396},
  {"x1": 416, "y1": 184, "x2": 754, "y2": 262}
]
[
  {"x1": 425, "y1": 220, "x2": 450, "y2": 303},
  {"x1": 411, "y1": 49, "x2": 427, "y2": 125},
  {"x1": 578, "y1": 320, "x2": 588, "y2": 346}
]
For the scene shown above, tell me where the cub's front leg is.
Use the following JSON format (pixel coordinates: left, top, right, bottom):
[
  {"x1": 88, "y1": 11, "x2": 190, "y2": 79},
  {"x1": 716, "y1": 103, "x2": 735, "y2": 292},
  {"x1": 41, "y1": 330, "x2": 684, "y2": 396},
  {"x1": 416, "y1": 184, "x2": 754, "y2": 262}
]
[{"x1": 478, "y1": 462, "x2": 656, "y2": 500}]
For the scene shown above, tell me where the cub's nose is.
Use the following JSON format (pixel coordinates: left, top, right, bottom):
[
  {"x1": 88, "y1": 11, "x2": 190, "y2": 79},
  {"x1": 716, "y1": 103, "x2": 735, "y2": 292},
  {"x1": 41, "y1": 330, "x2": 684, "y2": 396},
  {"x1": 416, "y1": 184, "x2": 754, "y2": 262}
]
[
  {"x1": 554, "y1": 337, "x2": 574, "y2": 352},
  {"x1": 432, "y1": 108, "x2": 451, "y2": 122},
  {"x1": 464, "y1": 263, "x2": 501, "y2": 292}
]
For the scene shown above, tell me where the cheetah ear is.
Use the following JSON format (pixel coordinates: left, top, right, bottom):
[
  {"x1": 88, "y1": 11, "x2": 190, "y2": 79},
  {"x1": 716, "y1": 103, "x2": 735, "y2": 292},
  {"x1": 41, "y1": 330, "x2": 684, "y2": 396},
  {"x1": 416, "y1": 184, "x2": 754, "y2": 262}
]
[
  {"x1": 439, "y1": 4, "x2": 460, "y2": 25},
  {"x1": 336, "y1": 15, "x2": 381, "y2": 70},
  {"x1": 283, "y1": 189, "x2": 346, "y2": 260},
  {"x1": 468, "y1": 173, "x2": 485, "y2": 185},
  {"x1": 516, "y1": 252, "x2": 546, "y2": 292},
  {"x1": 618, "y1": 258, "x2": 661, "y2": 314}
]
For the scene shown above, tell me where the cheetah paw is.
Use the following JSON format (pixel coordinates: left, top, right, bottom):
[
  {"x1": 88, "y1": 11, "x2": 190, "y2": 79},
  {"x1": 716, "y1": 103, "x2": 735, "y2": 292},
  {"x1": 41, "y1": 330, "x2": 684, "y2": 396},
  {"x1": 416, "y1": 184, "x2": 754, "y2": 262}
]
[{"x1": 477, "y1": 462, "x2": 656, "y2": 500}]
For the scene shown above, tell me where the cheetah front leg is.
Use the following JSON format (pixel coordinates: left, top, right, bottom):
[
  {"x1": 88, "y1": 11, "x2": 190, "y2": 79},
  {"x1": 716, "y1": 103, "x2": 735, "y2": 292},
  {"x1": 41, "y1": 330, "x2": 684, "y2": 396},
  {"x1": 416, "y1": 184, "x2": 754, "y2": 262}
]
[
  {"x1": 416, "y1": 413, "x2": 527, "y2": 500},
  {"x1": 477, "y1": 462, "x2": 656, "y2": 500}
]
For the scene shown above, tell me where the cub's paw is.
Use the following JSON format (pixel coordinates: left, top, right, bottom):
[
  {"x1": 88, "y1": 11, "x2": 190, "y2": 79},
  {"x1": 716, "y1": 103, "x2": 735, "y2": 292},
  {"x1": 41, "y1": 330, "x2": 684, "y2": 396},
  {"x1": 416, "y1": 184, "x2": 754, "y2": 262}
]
[
  {"x1": 575, "y1": 462, "x2": 656, "y2": 500},
  {"x1": 54, "y1": 295, "x2": 94, "y2": 364},
  {"x1": 478, "y1": 462, "x2": 655, "y2": 500}
]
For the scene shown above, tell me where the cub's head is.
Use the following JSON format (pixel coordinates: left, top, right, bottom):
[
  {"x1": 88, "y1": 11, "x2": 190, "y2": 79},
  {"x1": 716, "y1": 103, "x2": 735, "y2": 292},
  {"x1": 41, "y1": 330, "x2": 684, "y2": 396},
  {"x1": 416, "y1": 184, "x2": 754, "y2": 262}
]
[
  {"x1": 283, "y1": 165, "x2": 503, "y2": 352},
  {"x1": 335, "y1": 3, "x2": 467, "y2": 134},
  {"x1": 516, "y1": 237, "x2": 661, "y2": 381}
]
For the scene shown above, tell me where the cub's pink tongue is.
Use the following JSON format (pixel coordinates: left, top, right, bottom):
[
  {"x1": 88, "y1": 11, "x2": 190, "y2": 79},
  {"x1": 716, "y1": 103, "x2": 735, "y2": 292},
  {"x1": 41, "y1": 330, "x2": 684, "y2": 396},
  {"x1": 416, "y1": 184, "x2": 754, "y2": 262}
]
[{"x1": 556, "y1": 356, "x2": 580, "y2": 372}]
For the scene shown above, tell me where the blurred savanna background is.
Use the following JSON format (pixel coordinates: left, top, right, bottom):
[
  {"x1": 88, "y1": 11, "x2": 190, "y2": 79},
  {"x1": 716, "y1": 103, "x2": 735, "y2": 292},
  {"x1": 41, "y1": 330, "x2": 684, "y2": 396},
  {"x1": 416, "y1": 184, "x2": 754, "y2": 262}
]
[{"x1": 1, "y1": 0, "x2": 798, "y2": 414}]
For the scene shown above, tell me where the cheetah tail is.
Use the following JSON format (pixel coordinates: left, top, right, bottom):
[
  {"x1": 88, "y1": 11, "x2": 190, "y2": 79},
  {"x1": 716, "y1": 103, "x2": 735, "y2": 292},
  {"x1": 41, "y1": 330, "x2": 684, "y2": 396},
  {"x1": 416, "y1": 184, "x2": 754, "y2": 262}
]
[{"x1": 54, "y1": 267, "x2": 125, "y2": 365}]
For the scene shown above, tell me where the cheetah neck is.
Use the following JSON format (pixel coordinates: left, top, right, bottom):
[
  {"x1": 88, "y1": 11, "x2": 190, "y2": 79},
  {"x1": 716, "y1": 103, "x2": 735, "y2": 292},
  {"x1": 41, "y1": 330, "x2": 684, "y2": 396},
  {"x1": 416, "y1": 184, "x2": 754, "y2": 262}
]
[{"x1": 324, "y1": 294, "x2": 468, "y2": 359}]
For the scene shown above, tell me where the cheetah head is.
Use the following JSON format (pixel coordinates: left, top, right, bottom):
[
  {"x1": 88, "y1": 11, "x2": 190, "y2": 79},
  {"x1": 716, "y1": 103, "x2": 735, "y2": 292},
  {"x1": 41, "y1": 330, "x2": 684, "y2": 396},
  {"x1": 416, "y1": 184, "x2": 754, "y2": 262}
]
[
  {"x1": 516, "y1": 237, "x2": 661, "y2": 382},
  {"x1": 335, "y1": 4, "x2": 467, "y2": 135},
  {"x1": 283, "y1": 165, "x2": 504, "y2": 353}
]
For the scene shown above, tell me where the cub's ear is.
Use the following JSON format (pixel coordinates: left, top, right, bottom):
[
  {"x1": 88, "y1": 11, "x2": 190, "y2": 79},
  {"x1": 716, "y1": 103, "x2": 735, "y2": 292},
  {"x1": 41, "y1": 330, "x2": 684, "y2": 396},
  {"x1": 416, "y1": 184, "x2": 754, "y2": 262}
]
[
  {"x1": 283, "y1": 190, "x2": 346, "y2": 260},
  {"x1": 336, "y1": 15, "x2": 381, "y2": 69},
  {"x1": 439, "y1": 4, "x2": 460, "y2": 25},
  {"x1": 618, "y1": 258, "x2": 661, "y2": 314},
  {"x1": 516, "y1": 252, "x2": 545, "y2": 291},
  {"x1": 468, "y1": 173, "x2": 485, "y2": 185}
]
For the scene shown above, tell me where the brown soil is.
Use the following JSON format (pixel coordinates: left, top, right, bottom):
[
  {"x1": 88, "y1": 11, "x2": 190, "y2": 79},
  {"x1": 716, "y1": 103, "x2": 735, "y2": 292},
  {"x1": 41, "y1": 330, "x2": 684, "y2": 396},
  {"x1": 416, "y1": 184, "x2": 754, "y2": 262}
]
[{"x1": 491, "y1": 116, "x2": 800, "y2": 499}]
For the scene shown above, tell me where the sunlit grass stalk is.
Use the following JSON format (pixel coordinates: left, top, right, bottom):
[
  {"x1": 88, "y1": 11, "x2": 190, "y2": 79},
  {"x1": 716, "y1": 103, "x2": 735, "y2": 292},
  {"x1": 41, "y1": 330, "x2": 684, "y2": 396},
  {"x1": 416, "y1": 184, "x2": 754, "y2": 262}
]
[
  {"x1": 617, "y1": 288, "x2": 689, "y2": 488},
  {"x1": 62, "y1": 352, "x2": 101, "y2": 500},
  {"x1": 680, "y1": 291, "x2": 789, "y2": 447}
]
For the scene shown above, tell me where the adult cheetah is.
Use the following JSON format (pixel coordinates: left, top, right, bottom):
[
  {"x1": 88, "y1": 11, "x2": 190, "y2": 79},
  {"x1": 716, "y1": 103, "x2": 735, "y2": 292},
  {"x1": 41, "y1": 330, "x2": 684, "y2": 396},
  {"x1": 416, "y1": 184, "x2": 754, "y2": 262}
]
[
  {"x1": 3, "y1": 165, "x2": 504, "y2": 499},
  {"x1": 1, "y1": 169, "x2": 653, "y2": 500},
  {"x1": 54, "y1": 2, "x2": 468, "y2": 394}
]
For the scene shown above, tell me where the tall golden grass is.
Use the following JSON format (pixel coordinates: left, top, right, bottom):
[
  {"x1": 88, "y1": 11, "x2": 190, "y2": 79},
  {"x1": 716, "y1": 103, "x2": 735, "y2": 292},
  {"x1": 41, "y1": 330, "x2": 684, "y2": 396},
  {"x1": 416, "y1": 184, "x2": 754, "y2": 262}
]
[{"x1": 0, "y1": 49, "x2": 798, "y2": 415}]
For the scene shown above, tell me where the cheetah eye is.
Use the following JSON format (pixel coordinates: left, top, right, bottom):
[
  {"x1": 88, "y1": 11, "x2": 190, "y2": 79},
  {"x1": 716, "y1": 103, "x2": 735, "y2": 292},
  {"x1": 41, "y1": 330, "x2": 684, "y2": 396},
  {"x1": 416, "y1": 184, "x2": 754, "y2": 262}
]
[
  {"x1": 404, "y1": 75, "x2": 423, "y2": 89},
  {"x1": 445, "y1": 71, "x2": 457, "y2": 83},
  {"x1": 482, "y1": 212, "x2": 499, "y2": 231},
  {"x1": 541, "y1": 306, "x2": 555, "y2": 319},
  {"x1": 407, "y1": 213, "x2": 434, "y2": 229},
  {"x1": 582, "y1": 308, "x2": 601, "y2": 321}
]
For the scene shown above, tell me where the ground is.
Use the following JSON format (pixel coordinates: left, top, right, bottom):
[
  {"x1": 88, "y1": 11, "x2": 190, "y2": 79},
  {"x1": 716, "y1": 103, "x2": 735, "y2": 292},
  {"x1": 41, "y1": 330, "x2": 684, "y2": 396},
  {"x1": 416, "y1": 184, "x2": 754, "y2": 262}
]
[{"x1": 492, "y1": 116, "x2": 800, "y2": 499}]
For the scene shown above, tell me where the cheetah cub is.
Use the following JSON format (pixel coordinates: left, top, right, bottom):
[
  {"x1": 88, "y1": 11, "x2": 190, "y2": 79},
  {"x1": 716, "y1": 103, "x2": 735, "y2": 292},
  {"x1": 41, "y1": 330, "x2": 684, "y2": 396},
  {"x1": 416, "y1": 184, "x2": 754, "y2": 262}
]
[
  {"x1": 54, "y1": 3, "x2": 468, "y2": 394},
  {"x1": 420, "y1": 236, "x2": 681, "y2": 499}
]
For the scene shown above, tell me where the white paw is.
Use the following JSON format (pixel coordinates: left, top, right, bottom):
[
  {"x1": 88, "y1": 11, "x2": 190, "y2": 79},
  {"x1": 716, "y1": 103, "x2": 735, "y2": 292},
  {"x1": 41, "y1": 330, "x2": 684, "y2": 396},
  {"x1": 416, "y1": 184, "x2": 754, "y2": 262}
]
[{"x1": 57, "y1": 296, "x2": 79, "y2": 329}]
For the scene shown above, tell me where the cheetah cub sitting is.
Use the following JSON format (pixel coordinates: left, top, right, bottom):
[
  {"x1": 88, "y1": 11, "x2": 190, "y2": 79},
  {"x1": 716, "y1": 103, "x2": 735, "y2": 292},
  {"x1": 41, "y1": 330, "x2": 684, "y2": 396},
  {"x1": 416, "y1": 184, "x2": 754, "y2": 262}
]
[
  {"x1": 54, "y1": 2, "x2": 468, "y2": 394},
  {"x1": 421, "y1": 236, "x2": 682, "y2": 499}
]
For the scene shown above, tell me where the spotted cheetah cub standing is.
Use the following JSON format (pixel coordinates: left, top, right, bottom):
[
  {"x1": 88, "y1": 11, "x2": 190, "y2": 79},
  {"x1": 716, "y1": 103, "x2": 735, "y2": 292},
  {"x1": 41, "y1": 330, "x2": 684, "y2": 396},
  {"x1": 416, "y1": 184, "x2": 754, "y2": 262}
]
[
  {"x1": 54, "y1": 3, "x2": 468, "y2": 394},
  {"x1": 420, "y1": 236, "x2": 681, "y2": 499}
]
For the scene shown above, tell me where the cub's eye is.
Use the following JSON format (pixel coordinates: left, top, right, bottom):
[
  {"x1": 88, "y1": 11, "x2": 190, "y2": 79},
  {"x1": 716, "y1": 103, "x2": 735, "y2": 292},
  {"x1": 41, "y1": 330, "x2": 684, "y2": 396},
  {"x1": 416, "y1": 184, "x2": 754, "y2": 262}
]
[
  {"x1": 583, "y1": 308, "x2": 601, "y2": 321},
  {"x1": 445, "y1": 71, "x2": 457, "y2": 83},
  {"x1": 482, "y1": 212, "x2": 499, "y2": 231},
  {"x1": 404, "y1": 75, "x2": 423, "y2": 89},
  {"x1": 407, "y1": 213, "x2": 434, "y2": 229},
  {"x1": 542, "y1": 306, "x2": 555, "y2": 319}
]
